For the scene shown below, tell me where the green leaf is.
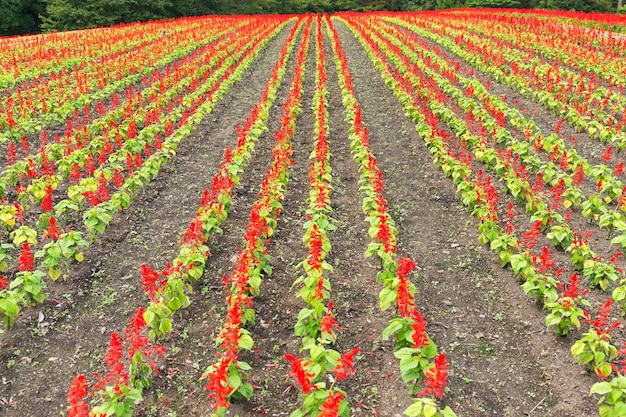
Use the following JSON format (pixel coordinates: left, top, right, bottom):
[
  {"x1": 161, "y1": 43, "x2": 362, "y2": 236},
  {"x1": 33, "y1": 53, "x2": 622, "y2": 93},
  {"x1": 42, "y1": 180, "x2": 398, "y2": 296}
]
[
  {"x1": 382, "y1": 319, "x2": 404, "y2": 341},
  {"x1": 404, "y1": 401, "x2": 423, "y2": 416},
  {"x1": 239, "y1": 382, "x2": 253, "y2": 400},
  {"x1": 590, "y1": 381, "x2": 612, "y2": 395},
  {"x1": 424, "y1": 402, "x2": 437, "y2": 417},
  {"x1": 613, "y1": 286, "x2": 626, "y2": 302},
  {"x1": 238, "y1": 333, "x2": 254, "y2": 351},
  {"x1": 545, "y1": 313, "x2": 562, "y2": 327}
]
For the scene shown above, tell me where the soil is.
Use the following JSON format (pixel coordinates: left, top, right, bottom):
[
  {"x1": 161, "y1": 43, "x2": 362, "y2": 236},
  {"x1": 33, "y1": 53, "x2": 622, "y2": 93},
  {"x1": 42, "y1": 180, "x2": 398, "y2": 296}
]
[{"x1": 0, "y1": 14, "x2": 613, "y2": 417}]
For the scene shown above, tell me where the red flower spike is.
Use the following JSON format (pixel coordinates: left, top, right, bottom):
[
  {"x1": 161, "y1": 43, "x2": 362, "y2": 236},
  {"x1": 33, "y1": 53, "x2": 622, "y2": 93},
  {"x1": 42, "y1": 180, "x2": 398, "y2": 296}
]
[
  {"x1": 18, "y1": 242, "x2": 34, "y2": 271},
  {"x1": 418, "y1": 353, "x2": 450, "y2": 400},
  {"x1": 70, "y1": 163, "x2": 81, "y2": 184},
  {"x1": 0, "y1": 275, "x2": 9, "y2": 290},
  {"x1": 284, "y1": 354, "x2": 315, "y2": 393},
  {"x1": 7, "y1": 142, "x2": 16, "y2": 166},
  {"x1": 41, "y1": 185, "x2": 54, "y2": 212},
  {"x1": 46, "y1": 216, "x2": 60, "y2": 240},
  {"x1": 332, "y1": 347, "x2": 360, "y2": 382},
  {"x1": 141, "y1": 264, "x2": 165, "y2": 301},
  {"x1": 134, "y1": 153, "x2": 143, "y2": 169},
  {"x1": 573, "y1": 164, "x2": 584, "y2": 186},
  {"x1": 410, "y1": 309, "x2": 429, "y2": 349},
  {"x1": 67, "y1": 375, "x2": 91, "y2": 417},
  {"x1": 204, "y1": 357, "x2": 234, "y2": 410},
  {"x1": 125, "y1": 152, "x2": 134, "y2": 173},
  {"x1": 103, "y1": 332, "x2": 126, "y2": 383},
  {"x1": 97, "y1": 174, "x2": 110, "y2": 202},
  {"x1": 13, "y1": 203, "x2": 23, "y2": 223},
  {"x1": 319, "y1": 391, "x2": 344, "y2": 417},
  {"x1": 85, "y1": 154, "x2": 95, "y2": 176},
  {"x1": 112, "y1": 168, "x2": 124, "y2": 188},
  {"x1": 20, "y1": 135, "x2": 29, "y2": 157},
  {"x1": 320, "y1": 302, "x2": 341, "y2": 340}
]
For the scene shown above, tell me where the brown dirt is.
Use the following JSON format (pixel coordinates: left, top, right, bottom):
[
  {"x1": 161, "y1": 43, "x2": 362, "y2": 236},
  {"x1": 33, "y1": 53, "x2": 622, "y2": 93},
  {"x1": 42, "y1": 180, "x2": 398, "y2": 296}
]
[{"x1": 0, "y1": 14, "x2": 611, "y2": 417}]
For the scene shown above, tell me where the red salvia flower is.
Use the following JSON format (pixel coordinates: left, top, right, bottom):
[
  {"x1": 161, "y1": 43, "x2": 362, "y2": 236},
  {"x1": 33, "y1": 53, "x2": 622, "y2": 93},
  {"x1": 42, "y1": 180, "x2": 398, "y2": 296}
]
[
  {"x1": 41, "y1": 184, "x2": 53, "y2": 212},
  {"x1": 397, "y1": 257, "x2": 417, "y2": 277},
  {"x1": 0, "y1": 275, "x2": 9, "y2": 290},
  {"x1": 319, "y1": 391, "x2": 344, "y2": 417},
  {"x1": 97, "y1": 174, "x2": 109, "y2": 202},
  {"x1": 522, "y1": 221, "x2": 543, "y2": 251},
  {"x1": 538, "y1": 246, "x2": 555, "y2": 273},
  {"x1": 20, "y1": 135, "x2": 29, "y2": 157},
  {"x1": 418, "y1": 353, "x2": 450, "y2": 400},
  {"x1": 18, "y1": 242, "x2": 34, "y2": 271},
  {"x1": 332, "y1": 347, "x2": 360, "y2": 382},
  {"x1": 134, "y1": 152, "x2": 143, "y2": 169},
  {"x1": 70, "y1": 163, "x2": 81, "y2": 184},
  {"x1": 610, "y1": 251, "x2": 622, "y2": 263},
  {"x1": 103, "y1": 332, "x2": 126, "y2": 383},
  {"x1": 127, "y1": 119, "x2": 137, "y2": 139},
  {"x1": 125, "y1": 152, "x2": 134, "y2": 173},
  {"x1": 200, "y1": 189, "x2": 211, "y2": 207},
  {"x1": 585, "y1": 299, "x2": 620, "y2": 337},
  {"x1": 284, "y1": 354, "x2": 315, "y2": 393},
  {"x1": 45, "y1": 216, "x2": 60, "y2": 240},
  {"x1": 26, "y1": 158, "x2": 38, "y2": 178},
  {"x1": 98, "y1": 146, "x2": 108, "y2": 166},
  {"x1": 573, "y1": 164, "x2": 584, "y2": 186},
  {"x1": 82, "y1": 191, "x2": 99, "y2": 206},
  {"x1": 603, "y1": 146, "x2": 614, "y2": 163},
  {"x1": 41, "y1": 148, "x2": 53, "y2": 175},
  {"x1": 141, "y1": 264, "x2": 165, "y2": 301},
  {"x1": 615, "y1": 162, "x2": 624, "y2": 176},
  {"x1": 307, "y1": 224, "x2": 323, "y2": 272},
  {"x1": 154, "y1": 133, "x2": 163, "y2": 150},
  {"x1": 7, "y1": 142, "x2": 16, "y2": 166},
  {"x1": 554, "y1": 119, "x2": 564, "y2": 133},
  {"x1": 396, "y1": 257, "x2": 417, "y2": 317},
  {"x1": 164, "y1": 119, "x2": 174, "y2": 136},
  {"x1": 204, "y1": 357, "x2": 234, "y2": 410},
  {"x1": 67, "y1": 375, "x2": 90, "y2": 417},
  {"x1": 313, "y1": 276, "x2": 326, "y2": 300},
  {"x1": 14, "y1": 203, "x2": 23, "y2": 223},
  {"x1": 112, "y1": 168, "x2": 124, "y2": 188},
  {"x1": 320, "y1": 302, "x2": 341, "y2": 340},
  {"x1": 558, "y1": 273, "x2": 588, "y2": 301},
  {"x1": 85, "y1": 154, "x2": 95, "y2": 176},
  {"x1": 181, "y1": 218, "x2": 204, "y2": 247},
  {"x1": 125, "y1": 308, "x2": 148, "y2": 359},
  {"x1": 410, "y1": 310, "x2": 429, "y2": 349}
]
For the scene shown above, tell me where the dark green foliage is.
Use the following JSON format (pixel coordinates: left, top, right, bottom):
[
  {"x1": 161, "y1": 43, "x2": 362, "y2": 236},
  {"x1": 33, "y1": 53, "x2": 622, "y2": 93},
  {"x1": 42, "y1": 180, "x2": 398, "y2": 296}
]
[
  {"x1": 0, "y1": 0, "x2": 622, "y2": 35},
  {"x1": 545, "y1": 0, "x2": 614, "y2": 12},
  {"x1": 465, "y1": 0, "x2": 520, "y2": 7},
  {"x1": 0, "y1": 0, "x2": 45, "y2": 35}
]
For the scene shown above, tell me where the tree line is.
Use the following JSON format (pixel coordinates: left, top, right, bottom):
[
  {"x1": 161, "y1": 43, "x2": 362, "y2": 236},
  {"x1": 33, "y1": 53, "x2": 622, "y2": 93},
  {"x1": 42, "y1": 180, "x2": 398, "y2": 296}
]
[{"x1": 0, "y1": 0, "x2": 623, "y2": 36}]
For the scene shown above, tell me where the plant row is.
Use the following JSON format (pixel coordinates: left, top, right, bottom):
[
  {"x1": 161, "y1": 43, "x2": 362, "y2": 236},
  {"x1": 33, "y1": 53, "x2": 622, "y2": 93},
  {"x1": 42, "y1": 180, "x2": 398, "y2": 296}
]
[
  {"x1": 327, "y1": 15, "x2": 456, "y2": 417},
  {"x1": 284, "y1": 16, "x2": 359, "y2": 417},
  {"x1": 202, "y1": 17, "x2": 312, "y2": 416}
]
